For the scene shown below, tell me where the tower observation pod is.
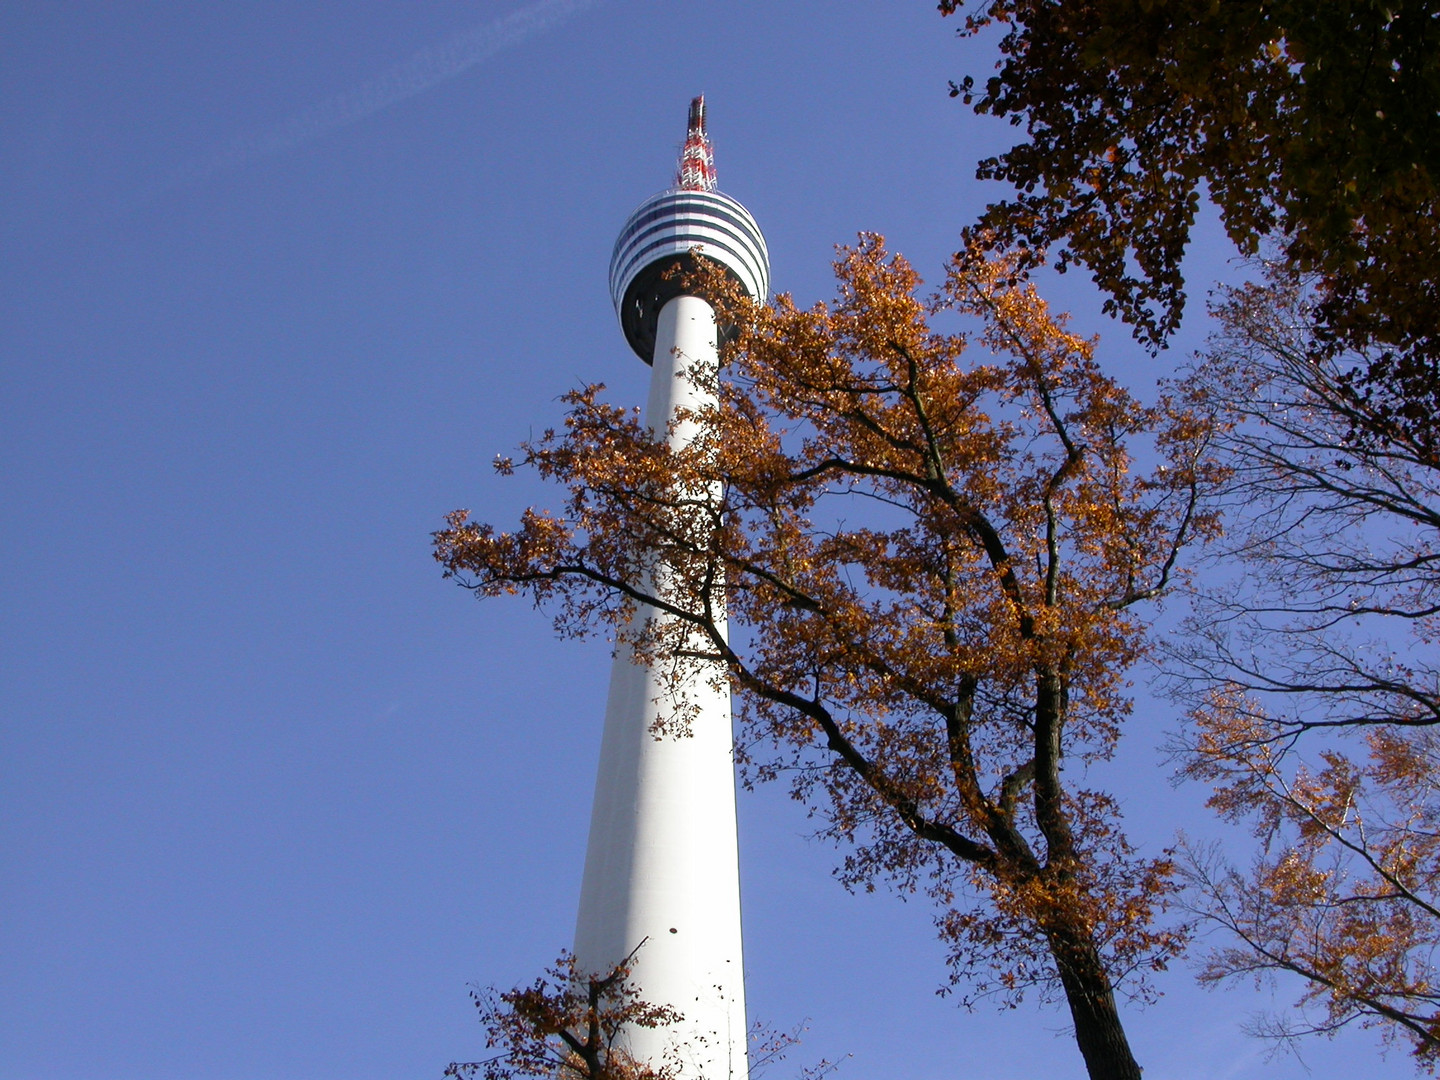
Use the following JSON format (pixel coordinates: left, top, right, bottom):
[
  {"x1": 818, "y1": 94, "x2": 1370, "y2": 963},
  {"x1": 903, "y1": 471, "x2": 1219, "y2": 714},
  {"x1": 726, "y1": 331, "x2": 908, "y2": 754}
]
[{"x1": 575, "y1": 97, "x2": 769, "y2": 1080}]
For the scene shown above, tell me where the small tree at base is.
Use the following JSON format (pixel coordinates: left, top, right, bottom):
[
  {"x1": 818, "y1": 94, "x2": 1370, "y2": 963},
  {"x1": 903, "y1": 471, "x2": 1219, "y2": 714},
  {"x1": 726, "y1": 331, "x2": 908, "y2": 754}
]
[{"x1": 447, "y1": 945, "x2": 681, "y2": 1080}]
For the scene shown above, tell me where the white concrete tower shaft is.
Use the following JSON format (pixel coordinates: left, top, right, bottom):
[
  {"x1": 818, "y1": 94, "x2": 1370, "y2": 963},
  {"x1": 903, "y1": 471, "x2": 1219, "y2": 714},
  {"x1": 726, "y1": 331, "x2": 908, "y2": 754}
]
[
  {"x1": 575, "y1": 293, "x2": 744, "y2": 1078},
  {"x1": 576, "y1": 98, "x2": 769, "y2": 1080}
]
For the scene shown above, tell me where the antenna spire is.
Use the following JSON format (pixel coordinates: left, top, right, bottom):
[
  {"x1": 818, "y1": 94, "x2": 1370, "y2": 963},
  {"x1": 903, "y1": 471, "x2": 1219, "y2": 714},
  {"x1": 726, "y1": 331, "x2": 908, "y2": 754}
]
[{"x1": 676, "y1": 95, "x2": 716, "y2": 192}]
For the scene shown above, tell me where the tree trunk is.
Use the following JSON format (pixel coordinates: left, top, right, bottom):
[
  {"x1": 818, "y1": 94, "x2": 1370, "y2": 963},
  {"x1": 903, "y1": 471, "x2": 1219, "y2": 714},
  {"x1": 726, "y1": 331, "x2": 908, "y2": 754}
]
[{"x1": 1045, "y1": 919, "x2": 1143, "y2": 1080}]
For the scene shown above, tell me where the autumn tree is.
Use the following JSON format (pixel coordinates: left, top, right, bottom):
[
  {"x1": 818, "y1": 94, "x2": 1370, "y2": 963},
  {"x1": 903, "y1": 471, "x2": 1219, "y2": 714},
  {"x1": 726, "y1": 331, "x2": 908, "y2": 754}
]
[
  {"x1": 1171, "y1": 274, "x2": 1440, "y2": 1064},
  {"x1": 436, "y1": 238, "x2": 1221, "y2": 1080},
  {"x1": 940, "y1": 0, "x2": 1440, "y2": 453}
]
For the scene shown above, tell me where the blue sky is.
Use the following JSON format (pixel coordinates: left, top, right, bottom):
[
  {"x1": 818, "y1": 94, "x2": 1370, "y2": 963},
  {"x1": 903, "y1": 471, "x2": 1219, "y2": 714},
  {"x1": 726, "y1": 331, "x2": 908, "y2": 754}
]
[{"x1": 0, "y1": 3, "x2": 1409, "y2": 1078}]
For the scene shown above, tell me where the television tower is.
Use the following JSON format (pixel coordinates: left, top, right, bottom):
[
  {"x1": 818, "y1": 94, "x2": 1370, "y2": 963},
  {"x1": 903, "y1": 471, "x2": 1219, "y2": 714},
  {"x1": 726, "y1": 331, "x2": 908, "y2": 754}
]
[{"x1": 574, "y1": 97, "x2": 769, "y2": 1079}]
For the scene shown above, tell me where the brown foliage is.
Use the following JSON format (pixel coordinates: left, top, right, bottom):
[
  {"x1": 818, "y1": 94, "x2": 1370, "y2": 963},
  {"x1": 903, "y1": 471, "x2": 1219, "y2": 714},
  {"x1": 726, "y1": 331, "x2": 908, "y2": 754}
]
[
  {"x1": 446, "y1": 948, "x2": 681, "y2": 1080},
  {"x1": 450, "y1": 946, "x2": 844, "y2": 1080},
  {"x1": 436, "y1": 239, "x2": 1221, "y2": 1080},
  {"x1": 940, "y1": 0, "x2": 1440, "y2": 454},
  {"x1": 1174, "y1": 275, "x2": 1440, "y2": 1064}
]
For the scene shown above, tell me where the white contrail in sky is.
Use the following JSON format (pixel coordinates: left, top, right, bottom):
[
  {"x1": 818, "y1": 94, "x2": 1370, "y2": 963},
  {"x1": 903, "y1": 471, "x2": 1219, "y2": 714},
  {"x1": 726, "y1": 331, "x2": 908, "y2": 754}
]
[{"x1": 162, "y1": 0, "x2": 599, "y2": 191}]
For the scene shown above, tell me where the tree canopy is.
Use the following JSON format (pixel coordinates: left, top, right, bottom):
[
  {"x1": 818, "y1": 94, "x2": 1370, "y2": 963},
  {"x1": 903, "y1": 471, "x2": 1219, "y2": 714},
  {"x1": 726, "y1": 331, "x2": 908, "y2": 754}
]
[
  {"x1": 941, "y1": 0, "x2": 1440, "y2": 455},
  {"x1": 437, "y1": 240, "x2": 1221, "y2": 1080}
]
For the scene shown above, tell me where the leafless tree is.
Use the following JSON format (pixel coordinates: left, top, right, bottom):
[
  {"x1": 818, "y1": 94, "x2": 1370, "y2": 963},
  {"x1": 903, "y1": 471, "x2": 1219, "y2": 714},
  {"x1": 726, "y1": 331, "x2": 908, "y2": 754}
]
[{"x1": 1172, "y1": 270, "x2": 1440, "y2": 1065}]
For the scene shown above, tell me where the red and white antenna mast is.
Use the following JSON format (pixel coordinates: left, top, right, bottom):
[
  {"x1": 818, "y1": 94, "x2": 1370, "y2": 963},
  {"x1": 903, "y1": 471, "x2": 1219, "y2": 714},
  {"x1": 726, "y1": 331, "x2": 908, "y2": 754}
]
[{"x1": 676, "y1": 95, "x2": 716, "y2": 192}]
